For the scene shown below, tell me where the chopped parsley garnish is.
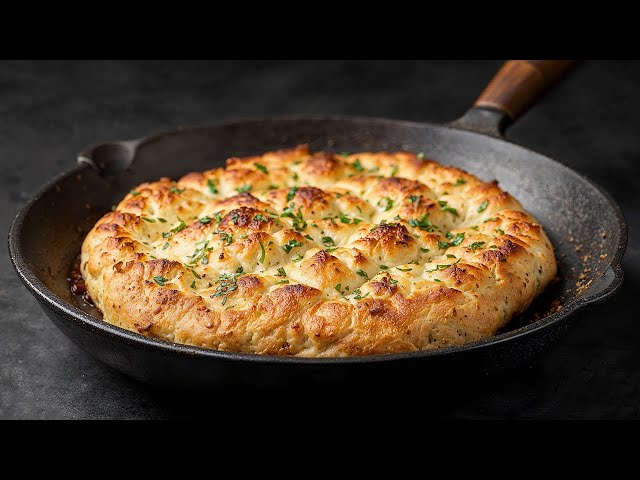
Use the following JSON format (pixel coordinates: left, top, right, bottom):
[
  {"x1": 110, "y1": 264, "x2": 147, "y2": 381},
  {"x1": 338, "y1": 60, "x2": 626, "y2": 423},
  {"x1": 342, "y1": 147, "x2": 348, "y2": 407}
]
[
  {"x1": 438, "y1": 232, "x2": 465, "y2": 249},
  {"x1": 390, "y1": 165, "x2": 399, "y2": 177},
  {"x1": 292, "y1": 172, "x2": 299, "y2": 181},
  {"x1": 408, "y1": 195, "x2": 420, "y2": 204},
  {"x1": 276, "y1": 267, "x2": 287, "y2": 277},
  {"x1": 207, "y1": 179, "x2": 218, "y2": 195},
  {"x1": 236, "y1": 184, "x2": 252, "y2": 194},
  {"x1": 338, "y1": 212, "x2": 351, "y2": 224},
  {"x1": 254, "y1": 163, "x2": 268, "y2": 174},
  {"x1": 356, "y1": 269, "x2": 368, "y2": 278},
  {"x1": 141, "y1": 217, "x2": 155, "y2": 223},
  {"x1": 352, "y1": 159, "x2": 364, "y2": 172},
  {"x1": 433, "y1": 278, "x2": 442, "y2": 283},
  {"x1": 253, "y1": 214, "x2": 268, "y2": 222},
  {"x1": 187, "y1": 240, "x2": 213, "y2": 266},
  {"x1": 281, "y1": 203, "x2": 307, "y2": 231},
  {"x1": 157, "y1": 218, "x2": 167, "y2": 223},
  {"x1": 291, "y1": 254, "x2": 304, "y2": 262},
  {"x1": 471, "y1": 241, "x2": 485, "y2": 253},
  {"x1": 214, "y1": 212, "x2": 223, "y2": 223},
  {"x1": 304, "y1": 234, "x2": 313, "y2": 241},
  {"x1": 396, "y1": 267, "x2": 412, "y2": 272},
  {"x1": 335, "y1": 284, "x2": 345, "y2": 295},
  {"x1": 282, "y1": 239, "x2": 304, "y2": 254},
  {"x1": 408, "y1": 213, "x2": 436, "y2": 232},
  {"x1": 490, "y1": 244, "x2": 498, "y2": 249},
  {"x1": 165, "y1": 219, "x2": 187, "y2": 237},
  {"x1": 339, "y1": 152, "x2": 350, "y2": 157},
  {"x1": 438, "y1": 200, "x2": 459, "y2": 216},
  {"x1": 169, "y1": 186, "x2": 185, "y2": 195},
  {"x1": 268, "y1": 184, "x2": 279, "y2": 190},
  {"x1": 470, "y1": 225, "x2": 479, "y2": 231},
  {"x1": 259, "y1": 241, "x2": 266, "y2": 264},
  {"x1": 378, "y1": 197, "x2": 394, "y2": 211},
  {"x1": 495, "y1": 228, "x2": 505, "y2": 236},
  {"x1": 389, "y1": 278, "x2": 398, "y2": 285},
  {"x1": 190, "y1": 280, "x2": 196, "y2": 289},
  {"x1": 322, "y1": 236, "x2": 335, "y2": 247},
  {"x1": 130, "y1": 190, "x2": 141, "y2": 196},
  {"x1": 454, "y1": 178, "x2": 466, "y2": 186},
  {"x1": 380, "y1": 265, "x2": 389, "y2": 270},
  {"x1": 478, "y1": 199, "x2": 489, "y2": 213},
  {"x1": 162, "y1": 242, "x2": 170, "y2": 250},
  {"x1": 275, "y1": 279, "x2": 290, "y2": 285},
  {"x1": 352, "y1": 289, "x2": 370, "y2": 300},
  {"x1": 213, "y1": 230, "x2": 233, "y2": 246},
  {"x1": 199, "y1": 216, "x2": 211, "y2": 224},
  {"x1": 286, "y1": 186, "x2": 298, "y2": 202},
  {"x1": 211, "y1": 267, "x2": 244, "y2": 305},
  {"x1": 325, "y1": 247, "x2": 338, "y2": 253},
  {"x1": 484, "y1": 217, "x2": 498, "y2": 223},
  {"x1": 420, "y1": 247, "x2": 430, "y2": 253},
  {"x1": 187, "y1": 267, "x2": 201, "y2": 279},
  {"x1": 153, "y1": 276, "x2": 168, "y2": 286},
  {"x1": 446, "y1": 254, "x2": 456, "y2": 259}
]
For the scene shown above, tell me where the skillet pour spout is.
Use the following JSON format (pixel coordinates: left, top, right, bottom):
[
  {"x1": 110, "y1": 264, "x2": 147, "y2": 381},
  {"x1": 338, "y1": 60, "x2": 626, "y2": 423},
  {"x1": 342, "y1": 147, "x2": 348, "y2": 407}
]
[{"x1": 8, "y1": 60, "x2": 626, "y2": 388}]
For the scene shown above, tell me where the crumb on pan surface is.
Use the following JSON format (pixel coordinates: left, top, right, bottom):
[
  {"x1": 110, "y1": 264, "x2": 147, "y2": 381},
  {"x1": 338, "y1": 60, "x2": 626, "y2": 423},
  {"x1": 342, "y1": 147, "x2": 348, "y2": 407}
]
[{"x1": 81, "y1": 145, "x2": 557, "y2": 356}]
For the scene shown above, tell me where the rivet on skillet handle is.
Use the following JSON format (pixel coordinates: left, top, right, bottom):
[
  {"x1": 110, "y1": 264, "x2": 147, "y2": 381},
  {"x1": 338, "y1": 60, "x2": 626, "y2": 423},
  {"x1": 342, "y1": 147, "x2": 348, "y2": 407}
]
[
  {"x1": 450, "y1": 60, "x2": 578, "y2": 137},
  {"x1": 77, "y1": 139, "x2": 142, "y2": 179}
]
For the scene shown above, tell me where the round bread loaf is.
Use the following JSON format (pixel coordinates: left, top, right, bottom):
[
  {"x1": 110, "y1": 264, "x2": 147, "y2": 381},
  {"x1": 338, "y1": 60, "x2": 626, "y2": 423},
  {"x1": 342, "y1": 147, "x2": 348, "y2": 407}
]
[{"x1": 81, "y1": 145, "x2": 557, "y2": 356}]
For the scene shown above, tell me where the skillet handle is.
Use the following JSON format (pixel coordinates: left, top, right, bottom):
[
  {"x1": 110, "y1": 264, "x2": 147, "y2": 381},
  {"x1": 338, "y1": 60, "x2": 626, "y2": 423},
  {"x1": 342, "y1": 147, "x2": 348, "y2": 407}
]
[{"x1": 451, "y1": 60, "x2": 578, "y2": 137}]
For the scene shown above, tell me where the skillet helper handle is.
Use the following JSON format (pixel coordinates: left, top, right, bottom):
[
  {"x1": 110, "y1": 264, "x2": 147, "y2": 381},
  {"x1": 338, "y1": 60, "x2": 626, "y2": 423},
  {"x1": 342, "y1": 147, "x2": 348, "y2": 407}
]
[{"x1": 474, "y1": 60, "x2": 577, "y2": 121}]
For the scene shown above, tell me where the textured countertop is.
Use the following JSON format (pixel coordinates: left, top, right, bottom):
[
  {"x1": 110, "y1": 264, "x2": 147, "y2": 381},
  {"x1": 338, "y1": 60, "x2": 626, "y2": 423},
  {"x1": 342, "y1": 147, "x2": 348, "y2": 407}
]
[{"x1": 1, "y1": 60, "x2": 638, "y2": 419}]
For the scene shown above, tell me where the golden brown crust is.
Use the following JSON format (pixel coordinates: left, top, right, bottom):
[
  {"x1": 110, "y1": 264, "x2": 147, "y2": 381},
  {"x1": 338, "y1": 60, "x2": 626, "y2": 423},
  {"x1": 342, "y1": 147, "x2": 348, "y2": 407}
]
[{"x1": 81, "y1": 146, "x2": 557, "y2": 356}]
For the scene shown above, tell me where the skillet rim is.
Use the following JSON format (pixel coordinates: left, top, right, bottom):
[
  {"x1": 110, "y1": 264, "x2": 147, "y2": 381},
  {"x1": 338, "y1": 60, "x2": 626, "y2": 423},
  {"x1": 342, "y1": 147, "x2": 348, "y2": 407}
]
[{"x1": 8, "y1": 114, "x2": 628, "y2": 366}]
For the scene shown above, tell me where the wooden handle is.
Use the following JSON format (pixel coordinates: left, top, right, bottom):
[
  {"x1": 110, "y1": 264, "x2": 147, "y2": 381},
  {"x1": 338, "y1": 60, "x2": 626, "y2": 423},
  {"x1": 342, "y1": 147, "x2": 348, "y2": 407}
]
[{"x1": 475, "y1": 60, "x2": 577, "y2": 121}]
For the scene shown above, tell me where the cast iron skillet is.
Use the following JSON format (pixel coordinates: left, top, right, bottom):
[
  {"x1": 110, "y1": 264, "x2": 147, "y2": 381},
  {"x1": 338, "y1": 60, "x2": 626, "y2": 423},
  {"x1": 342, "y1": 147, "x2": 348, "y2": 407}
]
[{"x1": 8, "y1": 60, "x2": 627, "y2": 388}]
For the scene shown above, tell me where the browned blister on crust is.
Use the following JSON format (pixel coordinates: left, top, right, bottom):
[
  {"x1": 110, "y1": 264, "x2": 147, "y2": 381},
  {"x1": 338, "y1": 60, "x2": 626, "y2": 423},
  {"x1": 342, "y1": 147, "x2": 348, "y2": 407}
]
[{"x1": 81, "y1": 146, "x2": 557, "y2": 356}]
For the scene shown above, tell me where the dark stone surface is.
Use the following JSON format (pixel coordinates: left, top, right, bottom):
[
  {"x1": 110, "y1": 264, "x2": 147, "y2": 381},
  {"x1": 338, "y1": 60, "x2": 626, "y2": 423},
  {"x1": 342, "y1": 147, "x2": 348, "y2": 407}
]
[{"x1": 1, "y1": 60, "x2": 638, "y2": 419}]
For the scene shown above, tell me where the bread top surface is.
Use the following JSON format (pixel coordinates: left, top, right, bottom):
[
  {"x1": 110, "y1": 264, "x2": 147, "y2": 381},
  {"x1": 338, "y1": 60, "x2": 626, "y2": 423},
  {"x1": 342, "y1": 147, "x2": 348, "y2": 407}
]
[{"x1": 81, "y1": 145, "x2": 557, "y2": 356}]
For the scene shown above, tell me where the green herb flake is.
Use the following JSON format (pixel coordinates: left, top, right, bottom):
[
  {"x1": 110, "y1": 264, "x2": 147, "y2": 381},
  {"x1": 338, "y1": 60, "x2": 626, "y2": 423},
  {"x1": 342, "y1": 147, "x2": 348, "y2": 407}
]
[
  {"x1": 162, "y1": 242, "x2": 170, "y2": 250},
  {"x1": 408, "y1": 213, "x2": 436, "y2": 232},
  {"x1": 282, "y1": 239, "x2": 304, "y2": 254},
  {"x1": 291, "y1": 254, "x2": 303, "y2": 262},
  {"x1": 276, "y1": 267, "x2": 287, "y2": 277},
  {"x1": 236, "y1": 184, "x2": 252, "y2": 194},
  {"x1": 142, "y1": 217, "x2": 155, "y2": 223},
  {"x1": 378, "y1": 197, "x2": 394, "y2": 211},
  {"x1": 275, "y1": 279, "x2": 290, "y2": 285},
  {"x1": 434, "y1": 278, "x2": 442, "y2": 283},
  {"x1": 254, "y1": 163, "x2": 268, "y2": 174},
  {"x1": 353, "y1": 289, "x2": 370, "y2": 300},
  {"x1": 471, "y1": 241, "x2": 485, "y2": 253},
  {"x1": 495, "y1": 228, "x2": 505, "y2": 235},
  {"x1": 130, "y1": 190, "x2": 141, "y2": 196},
  {"x1": 169, "y1": 186, "x2": 185, "y2": 195},
  {"x1": 356, "y1": 269, "x2": 368, "y2": 278},
  {"x1": 207, "y1": 179, "x2": 218, "y2": 195},
  {"x1": 478, "y1": 199, "x2": 489, "y2": 213},
  {"x1": 454, "y1": 178, "x2": 466, "y2": 186},
  {"x1": 199, "y1": 216, "x2": 211, "y2": 224},
  {"x1": 446, "y1": 254, "x2": 456, "y2": 259},
  {"x1": 408, "y1": 195, "x2": 420, "y2": 204},
  {"x1": 352, "y1": 159, "x2": 364, "y2": 172},
  {"x1": 286, "y1": 186, "x2": 298, "y2": 202},
  {"x1": 470, "y1": 225, "x2": 479, "y2": 231},
  {"x1": 157, "y1": 218, "x2": 167, "y2": 223},
  {"x1": 322, "y1": 236, "x2": 335, "y2": 247},
  {"x1": 190, "y1": 280, "x2": 196, "y2": 289},
  {"x1": 396, "y1": 267, "x2": 412, "y2": 272},
  {"x1": 380, "y1": 265, "x2": 389, "y2": 270},
  {"x1": 484, "y1": 217, "x2": 498, "y2": 223},
  {"x1": 390, "y1": 165, "x2": 399, "y2": 177},
  {"x1": 438, "y1": 200, "x2": 459, "y2": 217},
  {"x1": 420, "y1": 247, "x2": 430, "y2": 253},
  {"x1": 153, "y1": 275, "x2": 168, "y2": 286},
  {"x1": 259, "y1": 241, "x2": 266, "y2": 264},
  {"x1": 490, "y1": 244, "x2": 498, "y2": 249}
]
